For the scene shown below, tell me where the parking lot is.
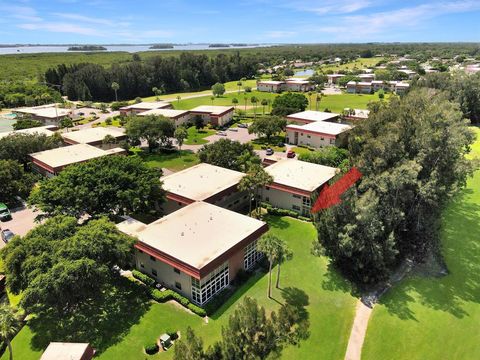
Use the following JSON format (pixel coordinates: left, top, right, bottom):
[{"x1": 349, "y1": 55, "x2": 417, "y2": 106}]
[{"x1": 0, "y1": 203, "x2": 41, "y2": 241}]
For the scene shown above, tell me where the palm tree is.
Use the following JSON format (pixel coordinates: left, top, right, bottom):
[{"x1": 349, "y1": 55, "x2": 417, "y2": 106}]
[
  {"x1": 275, "y1": 240, "x2": 293, "y2": 289},
  {"x1": 308, "y1": 91, "x2": 313, "y2": 110},
  {"x1": 261, "y1": 99, "x2": 268, "y2": 115},
  {"x1": 244, "y1": 96, "x2": 248, "y2": 111},
  {"x1": 0, "y1": 305, "x2": 20, "y2": 360},
  {"x1": 210, "y1": 96, "x2": 215, "y2": 105},
  {"x1": 257, "y1": 234, "x2": 281, "y2": 298},
  {"x1": 250, "y1": 96, "x2": 258, "y2": 118},
  {"x1": 176, "y1": 95, "x2": 181, "y2": 105},
  {"x1": 232, "y1": 97, "x2": 239, "y2": 109},
  {"x1": 239, "y1": 173, "x2": 256, "y2": 216},
  {"x1": 152, "y1": 87, "x2": 159, "y2": 100},
  {"x1": 111, "y1": 82, "x2": 120, "y2": 102},
  {"x1": 315, "y1": 92, "x2": 323, "y2": 111},
  {"x1": 237, "y1": 80, "x2": 242, "y2": 94}
]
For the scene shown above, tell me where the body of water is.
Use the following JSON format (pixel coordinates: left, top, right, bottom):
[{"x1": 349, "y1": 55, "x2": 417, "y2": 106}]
[
  {"x1": 0, "y1": 44, "x2": 271, "y2": 55},
  {"x1": 294, "y1": 69, "x2": 315, "y2": 76}
]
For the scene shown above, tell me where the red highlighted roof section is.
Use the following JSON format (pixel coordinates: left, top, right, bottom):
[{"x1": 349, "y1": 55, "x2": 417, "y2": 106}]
[{"x1": 311, "y1": 167, "x2": 362, "y2": 213}]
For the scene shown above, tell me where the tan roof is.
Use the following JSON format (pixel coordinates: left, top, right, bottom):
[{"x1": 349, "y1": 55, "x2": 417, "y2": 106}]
[
  {"x1": 16, "y1": 107, "x2": 70, "y2": 119},
  {"x1": 40, "y1": 342, "x2": 92, "y2": 360},
  {"x1": 190, "y1": 105, "x2": 234, "y2": 115},
  {"x1": 137, "y1": 108, "x2": 190, "y2": 118},
  {"x1": 0, "y1": 125, "x2": 57, "y2": 140},
  {"x1": 287, "y1": 121, "x2": 351, "y2": 136},
  {"x1": 120, "y1": 101, "x2": 171, "y2": 111},
  {"x1": 61, "y1": 127, "x2": 125, "y2": 144},
  {"x1": 116, "y1": 217, "x2": 148, "y2": 237},
  {"x1": 286, "y1": 78, "x2": 310, "y2": 84},
  {"x1": 258, "y1": 80, "x2": 285, "y2": 85},
  {"x1": 30, "y1": 143, "x2": 124, "y2": 169},
  {"x1": 287, "y1": 110, "x2": 339, "y2": 122},
  {"x1": 162, "y1": 163, "x2": 244, "y2": 201},
  {"x1": 265, "y1": 159, "x2": 337, "y2": 192},
  {"x1": 132, "y1": 202, "x2": 266, "y2": 269}
]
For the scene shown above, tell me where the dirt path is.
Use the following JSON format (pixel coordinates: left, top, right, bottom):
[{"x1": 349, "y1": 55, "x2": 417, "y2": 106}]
[{"x1": 344, "y1": 301, "x2": 373, "y2": 360}]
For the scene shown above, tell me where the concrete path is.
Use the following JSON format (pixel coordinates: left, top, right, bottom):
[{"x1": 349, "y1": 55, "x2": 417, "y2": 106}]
[{"x1": 344, "y1": 300, "x2": 373, "y2": 360}]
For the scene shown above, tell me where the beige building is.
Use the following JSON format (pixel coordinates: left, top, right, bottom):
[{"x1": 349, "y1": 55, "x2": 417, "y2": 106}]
[
  {"x1": 262, "y1": 160, "x2": 337, "y2": 216},
  {"x1": 137, "y1": 108, "x2": 192, "y2": 127},
  {"x1": 40, "y1": 342, "x2": 94, "y2": 360},
  {"x1": 285, "y1": 78, "x2": 315, "y2": 92},
  {"x1": 327, "y1": 74, "x2": 345, "y2": 85},
  {"x1": 0, "y1": 125, "x2": 57, "y2": 140},
  {"x1": 256, "y1": 80, "x2": 286, "y2": 93},
  {"x1": 189, "y1": 105, "x2": 234, "y2": 126},
  {"x1": 61, "y1": 127, "x2": 126, "y2": 149},
  {"x1": 119, "y1": 101, "x2": 172, "y2": 116},
  {"x1": 30, "y1": 143, "x2": 126, "y2": 177},
  {"x1": 14, "y1": 105, "x2": 71, "y2": 125},
  {"x1": 117, "y1": 202, "x2": 268, "y2": 305},
  {"x1": 161, "y1": 163, "x2": 247, "y2": 214},
  {"x1": 286, "y1": 121, "x2": 352, "y2": 148},
  {"x1": 286, "y1": 110, "x2": 339, "y2": 125}
]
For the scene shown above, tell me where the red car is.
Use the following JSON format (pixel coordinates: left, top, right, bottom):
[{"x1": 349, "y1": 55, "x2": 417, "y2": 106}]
[{"x1": 287, "y1": 150, "x2": 296, "y2": 158}]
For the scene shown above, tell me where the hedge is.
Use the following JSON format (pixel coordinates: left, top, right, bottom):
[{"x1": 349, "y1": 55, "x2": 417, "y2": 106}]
[
  {"x1": 148, "y1": 287, "x2": 206, "y2": 316},
  {"x1": 132, "y1": 270, "x2": 156, "y2": 287},
  {"x1": 144, "y1": 343, "x2": 159, "y2": 355},
  {"x1": 150, "y1": 289, "x2": 173, "y2": 302}
]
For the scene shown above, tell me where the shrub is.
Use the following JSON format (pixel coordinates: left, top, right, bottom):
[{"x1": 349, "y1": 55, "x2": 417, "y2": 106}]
[
  {"x1": 171, "y1": 292, "x2": 190, "y2": 307},
  {"x1": 167, "y1": 331, "x2": 179, "y2": 340},
  {"x1": 298, "y1": 216, "x2": 312, "y2": 222},
  {"x1": 111, "y1": 101, "x2": 128, "y2": 111},
  {"x1": 188, "y1": 303, "x2": 207, "y2": 317},
  {"x1": 132, "y1": 270, "x2": 156, "y2": 287},
  {"x1": 144, "y1": 343, "x2": 159, "y2": 355},
  {"x1": 150, "y1": 289, "x2": 173, "y2": 302},
  {"x1": 204, "y1": 287, "x2": 234, "y2": 315}
]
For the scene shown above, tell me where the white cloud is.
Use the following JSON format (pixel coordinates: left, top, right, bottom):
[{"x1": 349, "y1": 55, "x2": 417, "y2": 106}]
[
  {"x1": 51, "y1": 13, "x2": 115, "y2": 26},
  {"x1": 18, "y1": 22, "x2": 101, "y2": 36},
  {"x1": 264, "y1": 30, "x2": 297, "y2": 38},
  {"x1": 0, "y1": 4, "x2": 42, "y2": 22}
]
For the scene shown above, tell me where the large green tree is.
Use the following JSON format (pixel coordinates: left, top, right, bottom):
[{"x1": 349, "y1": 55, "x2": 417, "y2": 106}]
[
  {"x1": 211, "y1": 82, "x2": 225, "y2": 97},
  {"x1": 0, "y1": 305, "x2": 21, "y2": 360},
  {"x1": 198, "y1": 138, "x2": 259, "y2": 171},
  {"x1": 248, "y1": 116, "x2": 286, "y2": 141},
  {"x1": 271, "y1": 92, "x2": 309, "y2": 116},
  {"x1": 0, "y1": 160, "x2": 36, "y2": 205},
  {"x1": 125, "y1": 115, "x2": 175, "y2": 152},
  {"x1": 315, "y1": 89, "x2": 475, "y2": 285},
  {"x1": 12, "y1": 118, "x2": 42, "y2": 131},
  {"x1": 2, "y1": 216, "x2": 135, "y2": 315},
  {"x1": 29, "y1": 156, "x2": 164, "y2": 219},
  {"x1": 0, "y1": 133, "x2": 63, "y2": 168},
  {"x1": 239, "y1": 164, "x2": 273, "y2": 217}
]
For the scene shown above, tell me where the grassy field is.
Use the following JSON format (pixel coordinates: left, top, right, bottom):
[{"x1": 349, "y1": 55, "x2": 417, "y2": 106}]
[
  {"x1": 2, "y1": 216, "x2": 357, "y2": 360},
  {"x1": 362, "y1": 127, "x2": 480, "y2": 360},
  {"x1": 183, "y1": 126, "x2": 216, "y2": 145},
  {"x1": 320, "y1": 57, "x2": 384, "y2": 72},
  {"x1": 140, "y1": 150, "x2": 200, "y2": 172}
]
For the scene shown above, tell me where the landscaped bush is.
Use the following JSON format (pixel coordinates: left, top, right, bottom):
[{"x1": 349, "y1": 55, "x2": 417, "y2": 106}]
[
  {"x1": 171, "y1": 291, "x2": 190, "y2": 307},
  {"x1": 132, "y1": 270, "x2": 156, "y2": 287},
  {"x1": 150, "y1": 289, "x2": 173, "y2": 303},
  {"x1": 167, "y1": 331, "x2": 179, "y2": 341},
  {"x1": 298, "y1": 216, "x2": 312, "y2": 222},
  {"x1": 188, "y1": 303, "x2": 207, "y2": 317},
  {"x1": 110, "y1": 101, "x2": 128, "y2": 111},
  {"x1": 144, "y1": 343, "x2": 159, "y2": 355},
  {"x1": 204, "y1": 287, "x2": 234, "y2": 315}
]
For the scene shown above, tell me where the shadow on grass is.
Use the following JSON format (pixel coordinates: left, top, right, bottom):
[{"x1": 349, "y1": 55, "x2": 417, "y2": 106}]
[
  {"x1": 321, "y1": 262, "x2": 361, "y2": 298},
  {"x1": 263, "y1": 215, "x2": 291, "y2": 230},
  {"x1": 27, "y1": 276, "x2": 151, "y2": 355},
  {"x1": 378, "y1": 188, "x2": 480, "y2": 320}
]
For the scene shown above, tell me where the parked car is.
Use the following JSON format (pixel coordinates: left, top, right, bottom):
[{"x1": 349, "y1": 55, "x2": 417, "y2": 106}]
[
  {"x1": 78, "y1": 112, "x2": 85, "y2": 116},
  {"x1": 237, "y1": 123, "x2": 248, "y2": 128},
  {"x1": 0, "y1": 203, "x2": 11, "y2": 221},
  {"x1": 265, "y1": 148, "x2": 274, "y2": 156},
  {"x1": 228, "y1": 127, "x2": 238, "y2": 132},
  {"x1": 1, "y1": 229, "x2": 14, "y2": 243},
  {"x1": 216, "y1": 131, "x2": 227, "y2": 136},
  {"x1": 287, "y1": 150, "x2": 296, "y2": 158}
]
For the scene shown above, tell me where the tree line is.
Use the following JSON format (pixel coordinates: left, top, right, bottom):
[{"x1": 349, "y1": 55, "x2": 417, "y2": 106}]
[{"x1": 45, "y1": 52, "x2": 259, "y2": 102}]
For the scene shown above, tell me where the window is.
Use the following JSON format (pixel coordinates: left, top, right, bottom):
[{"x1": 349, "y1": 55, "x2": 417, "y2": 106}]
[
  {"x1": 307, "y1": 135, "x2": 311, "y2": 138},
  {"x1": 175, "y1": 282, "x2": 182, "y2": 290},
  {"x1": 140, "y1": 262, "x2": 144, "y2": 268},
  {"x1": 173, "y1": 267, "x2": 180, "y2": 274},
  {"x1": 302, "y1": 196, "x2": 311, "y2": 206},
  {"x1": 244, "y1": 240, "x2": 263, "y2": 270},
  {"x1": 293, "y1": 194, "x2": 301, "y2": 199},
  {"x1": 191, "y1": 262, "x2": 229, "y2": 305},
  {"x1": 330, "y1": 139, "x2": 335, "y2": 144},
  {"x1": 292, "y1": 205, "x2": 301, "y2": 211},
  {"x1": 150, "y1": 255, "x2": 156, "y2": 262},
  {"x1": 152, "y1": 269, "x2": 157, "y2": 276},
  {"x1": 265, "y1": 197, "x2": 270, "y2": 202},
  {"x1": 320, "y1": 137, "x2": 325, "y2": 141},
  {"x1": 300, "y1": 133, "x2": 304, "y2": 136}
]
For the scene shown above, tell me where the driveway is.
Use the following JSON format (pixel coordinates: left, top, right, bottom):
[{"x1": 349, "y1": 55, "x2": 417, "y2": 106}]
[
  {"x1": 0, "y1": 203, "x2": 41, "y2": 238},
  {"x1": 205, "y1": 127, "x2": 256, "y2": 144},
  {"x1": 72, "y1": 107, "x2": 119, "y2": 130}
]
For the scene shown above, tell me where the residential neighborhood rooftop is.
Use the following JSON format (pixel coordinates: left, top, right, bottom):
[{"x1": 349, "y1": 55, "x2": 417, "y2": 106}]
[
  {"x1": 30, "y1": 143, "x2": 124, "y2": 169},
  {"x1": 0, "y1": 125, "x2": 57, "y2": 139},
  {"x1": 40, "y1": 342, "x2": 93, "y2": 360},
  {"x1": 287, "y1": 121, "x2": 352, "y2": 136},
  {"x1": 287, "y1": 110, "x2": 340, "y2": 122},
  {"x1": 265, "y1": 159, "x2": 338, "y2": 192},
  {"x1": 130, "y1": 201, "x2": 267, "y2": 270},
  {"x1": 61, "y1": 127, "x2": 125, "y2": 144},
  {"x1": 16, "y1": 106, "x2": 71, "y2": 119},
  {"x1": 286, "y1": 78, "x2": 311, "y2": 84},
  {"x1": 190, "y1": 105, "x2": 234, "y2": 115},
  {"x1": 120, "y1": 101, "x2": 171, "y2": 110},
  {"x1": 161, "y1": 163, "x2": 244, "y2": 201},
  {"x1": 137, "y1": 108, "x2": 190, "y2": 117}
]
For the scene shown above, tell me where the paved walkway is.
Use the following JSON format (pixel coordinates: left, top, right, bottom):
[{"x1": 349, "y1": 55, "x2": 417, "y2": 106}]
[{"x1": 344, "y1": 301, "x2": 373, "y2": 360}]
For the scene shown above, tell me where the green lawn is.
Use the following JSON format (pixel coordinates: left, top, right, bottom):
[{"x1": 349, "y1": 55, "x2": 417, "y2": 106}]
[
  {"x1": 4, "y1": 216, "x2": 356, "y2": 360},
  {"x1": 309, "y1": 93, "x2": 387, "y2": 113},
  {"x1": 251, "y1": 135, "x2": 286, "y2": 152},
  {"x1": 362, "y1": 127, "x2": 480, "y2": 360},
  {"x1": 320, "y1": 57, "x2": 384, "y2": 72},
  {"x1": 140, "y1": 150, "x2": 199, "y2": 172},
  {"x1": 184, "y1": 126, "x2": 216, "y2": 145}
]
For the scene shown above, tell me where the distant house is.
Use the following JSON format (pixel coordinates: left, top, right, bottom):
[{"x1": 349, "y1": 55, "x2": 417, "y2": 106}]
[
  {"x1": 117, "y1": 201, "x2": 269, "y2": 305},
  {"x1": 0, "y1": 125, "x2": 57, "y2": 140},
  {"x1": 160, "y1": 163, "x2": 247, "y2": 214},
  {"x1": 358, "y1": 73, "x2": 375, "y2": 82},
  {"x1": 61, "y1": 127, "x2": 126, "y2": 149},
  {"x1": 286, "y1": 110, "x2": 339, "y2": 125},
  {"x1": 256, "y1": 80, "x2": 286, "y2": 93},
  {"x1": 286, "y1": 121, "x2": 352, "y2": 148},
  {"x1": 399, "y1": 69, "x2": 417, "y2": 79},
  {"x1": 119, "y1": 101, "x2": 172, "y2": 116},
  {"x1": 138, "y1": 108, "x2": 192, "y2": 127},
  {"x1": 395, "y1": 82, "x2": 410, "y2": 94},
  {"x1": 347, "y1": 80, "x2": 409, "y2": 94},
  {"x1": 343, "y1": 108, "x2": 370, "y2": 122},
  {"x1": 14, "y1": 105, "x2": 71, "y2": 125},
  {"x1": 261, "y1": 159, "x2": 338, "y2": 216},
  {"x1": 30, "y1": 143, "x2": 126, "y2": 177},
  {"x1": 40, "y1": 342, "x2": 95, "y2": 360},
  {"x1": 285, "y1": 78, "x2": 315, "y2": 92},
  {"x1": 189, "y1": 106, "x2": 234, "y2": 126},
  {"x1": 327, "y1": 74, "x2": 345, "y2": 85}
]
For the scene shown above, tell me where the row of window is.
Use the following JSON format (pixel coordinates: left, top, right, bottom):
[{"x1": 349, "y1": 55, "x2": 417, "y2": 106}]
[
  {"x1": 244, "y1": 240, "x2": 263, "y2": 270},
  {"x1": 191, "y1": 262, "x2": 229, "y2": 305}
]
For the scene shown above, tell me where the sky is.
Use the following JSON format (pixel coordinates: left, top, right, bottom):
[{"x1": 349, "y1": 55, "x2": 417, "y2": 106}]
[{"x1": 0, "y1": 0, "x2": 479, "y2": 44}]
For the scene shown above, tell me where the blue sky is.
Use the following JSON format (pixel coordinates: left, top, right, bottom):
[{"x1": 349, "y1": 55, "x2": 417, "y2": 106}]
[{"x1": 0, "y1": 0, "x2": 479, "y2": 44}]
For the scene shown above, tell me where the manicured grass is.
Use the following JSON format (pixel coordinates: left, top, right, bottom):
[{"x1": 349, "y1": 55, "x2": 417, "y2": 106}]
[
  {"x1": 93, "y1": 119, "x2": 122, "y2": 128},
  {"x1": 320, "y1": 57, "x2": 384, "y2": 72},
  {"x1": 140, "y1": 150, "x2": 199, "y2": 172},
  {"x1": 291, "y1": 146, "x2": 316, "y2": 157},
  {"x1": 251, "y1": 135, "x2": 286, "y2": 152},
  {"x1": 184, "y1": 126, "x2": 216, "y2": 145},
  {"x1": 308, "y1": 93, "x2": 388, "y2": 113},
  {"x1": 362, "y1": 127, "x2": 480, "y2": 360},
  {"x1": 4, "y1": 216, "x2": 356, "y2": 360}
]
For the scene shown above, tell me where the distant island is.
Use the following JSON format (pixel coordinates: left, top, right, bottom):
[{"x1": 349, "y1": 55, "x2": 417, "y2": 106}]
[
  {"x1": 149, "y1": 44, "x2": 175, "y2": 49},
  {"x1": 209, "y1": 44, "x2": 231, "y2": 48},
  {"x1": 67, "y1": 45, "x2": 107, "y2": 51},
  {"x1": 230, "y1": 43, "x2": 257, "y2": 47}
]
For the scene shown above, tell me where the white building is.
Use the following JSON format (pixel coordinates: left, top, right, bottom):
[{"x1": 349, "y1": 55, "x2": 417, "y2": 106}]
[
  {"x1": 138, "y1": 108, "x2": 192, "y2": 127},
  {"x1": 286, "y1": 121, "x2": 352, "y2": 148},
  {"x1": 286, "y1": 110, "x2": 339, "y2": 125},
  {"x1": 119, "y1": 101, "x2": 172, "y2": 116},
  {"x1": 61, "y1": 127, "x2": 126, "y2": 149},
  {"x1": 189, "y1": 106, "x2": 234, "y2": 127},
  {"x1": 0, "y1": 125, "x2": 57, "y2": 140}
]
